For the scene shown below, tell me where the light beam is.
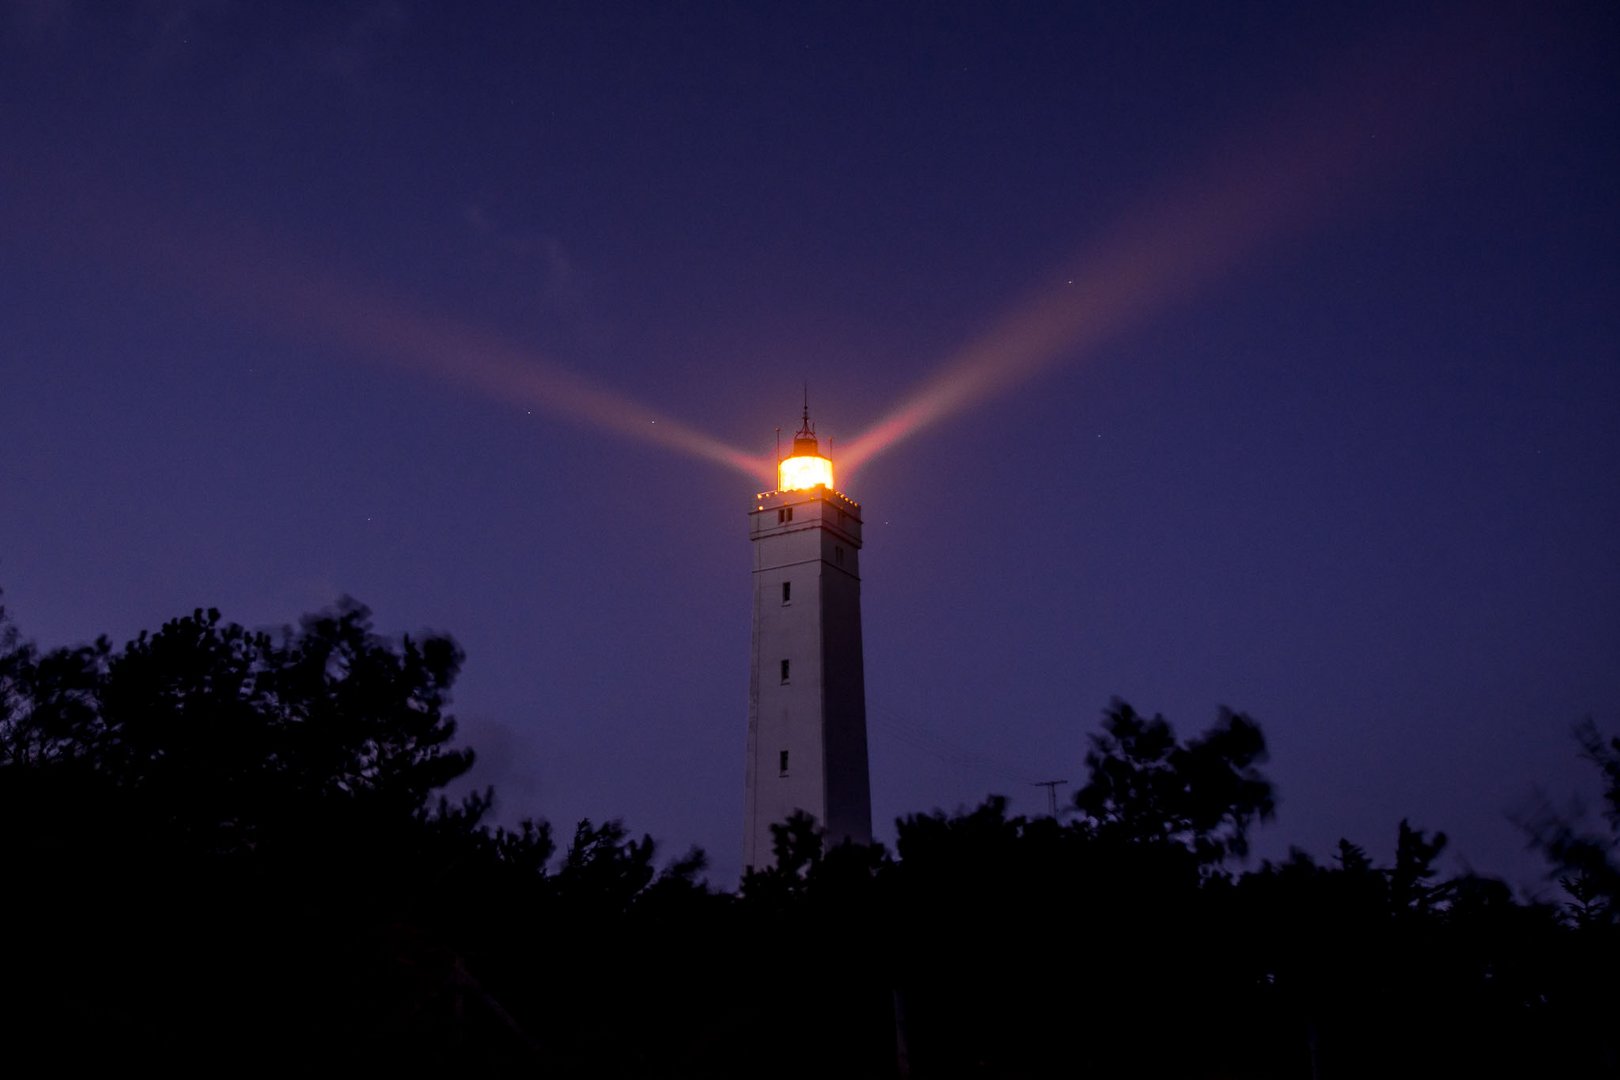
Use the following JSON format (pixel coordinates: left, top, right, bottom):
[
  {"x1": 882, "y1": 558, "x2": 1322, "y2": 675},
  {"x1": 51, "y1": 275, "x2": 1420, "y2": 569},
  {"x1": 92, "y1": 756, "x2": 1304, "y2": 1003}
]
[
  {"x1": 838, "y1": 8, "x2": 1528, "y2": 478},
  {"x1": 0, "y1": 163, "x2": 771, "y2": 484},
  {"x1": 248, "y1": 266, "x2": 771, "y2": 482}
]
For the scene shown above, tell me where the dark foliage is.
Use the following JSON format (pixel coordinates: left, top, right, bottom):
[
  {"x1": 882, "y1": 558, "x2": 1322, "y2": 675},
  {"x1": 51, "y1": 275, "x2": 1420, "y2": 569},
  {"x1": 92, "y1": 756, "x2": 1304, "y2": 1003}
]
[
  {"x1": 1525, "y1": 720, "x2": 1620, "y2": 929},
  {"x1": 1073, "y1": 698, "x2": 1275, "y2": 866},
  {"x1": 2, "y1": 596, "x2": 1616, "y2": 1076}
]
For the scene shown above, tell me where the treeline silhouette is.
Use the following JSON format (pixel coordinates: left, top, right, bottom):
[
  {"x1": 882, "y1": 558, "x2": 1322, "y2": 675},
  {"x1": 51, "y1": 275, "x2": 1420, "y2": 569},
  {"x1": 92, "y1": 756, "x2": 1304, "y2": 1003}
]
[{"x1": 1, "y1": 598, "x2": 1615, "y2": 1077}]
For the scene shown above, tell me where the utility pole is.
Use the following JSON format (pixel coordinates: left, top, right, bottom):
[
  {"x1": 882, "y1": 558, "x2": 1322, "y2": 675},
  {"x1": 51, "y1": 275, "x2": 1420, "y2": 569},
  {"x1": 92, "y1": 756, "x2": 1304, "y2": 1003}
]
[{"x1": 1033, "y1": 779, "x2": 1068, "y2": 818}]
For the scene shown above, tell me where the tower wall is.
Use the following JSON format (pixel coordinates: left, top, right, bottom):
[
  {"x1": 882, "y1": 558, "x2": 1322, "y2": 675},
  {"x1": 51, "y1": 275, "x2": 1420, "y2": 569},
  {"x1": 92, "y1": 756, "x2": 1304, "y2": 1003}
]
[{"x1": 745, "y1": 485, "x2": 871, "y2": 873}]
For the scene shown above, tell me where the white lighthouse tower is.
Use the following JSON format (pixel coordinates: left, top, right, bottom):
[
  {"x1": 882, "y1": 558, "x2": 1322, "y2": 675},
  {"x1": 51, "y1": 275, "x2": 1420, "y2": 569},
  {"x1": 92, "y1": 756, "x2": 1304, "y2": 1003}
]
[{"x1": 744, "y1": 404, "x2": 872, "y2": 873}]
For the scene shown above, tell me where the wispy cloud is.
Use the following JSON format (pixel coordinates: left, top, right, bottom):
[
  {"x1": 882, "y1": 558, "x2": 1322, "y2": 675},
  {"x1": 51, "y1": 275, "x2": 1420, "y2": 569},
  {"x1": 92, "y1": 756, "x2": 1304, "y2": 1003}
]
[{"x1": 462, "y1": 202, "x2": 601, "y2": 337}]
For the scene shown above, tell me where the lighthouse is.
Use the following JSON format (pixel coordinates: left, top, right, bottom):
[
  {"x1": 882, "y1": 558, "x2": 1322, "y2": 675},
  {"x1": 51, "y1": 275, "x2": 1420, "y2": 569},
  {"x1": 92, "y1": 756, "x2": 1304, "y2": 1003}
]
[{"x1": 744, "y1": 405, "x2": 872, "y2": 873}]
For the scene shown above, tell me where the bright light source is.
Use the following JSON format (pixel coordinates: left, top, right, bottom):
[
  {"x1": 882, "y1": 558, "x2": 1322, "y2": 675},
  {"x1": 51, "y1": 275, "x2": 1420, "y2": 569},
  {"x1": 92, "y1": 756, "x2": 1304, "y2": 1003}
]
[{"x1": 779, "y1": 454, "x2": 833, "y2": 491}]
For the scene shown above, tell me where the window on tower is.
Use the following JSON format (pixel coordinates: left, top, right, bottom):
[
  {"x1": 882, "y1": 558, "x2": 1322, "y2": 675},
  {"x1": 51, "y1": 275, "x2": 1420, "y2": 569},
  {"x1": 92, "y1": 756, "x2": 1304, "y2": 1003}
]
[
  {"x1": 780, "y1": 659, "x2": 790, "y2": 683},
  {"x1": 781, "y1": 581, "x2": 791, "y2": 604},
  {"x1": 779, "y1": 750, "x2": 789, "y2": 776},
  {"x1": 835, "y1": 545, "x2": 844, "y2": 566}
]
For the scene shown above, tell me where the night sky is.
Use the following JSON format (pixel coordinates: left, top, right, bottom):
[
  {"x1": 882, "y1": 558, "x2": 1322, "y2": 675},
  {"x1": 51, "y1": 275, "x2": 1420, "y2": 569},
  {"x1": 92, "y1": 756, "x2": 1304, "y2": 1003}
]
[{"x1": 4, "y1": 2, "x2": 1617, "y2": 891}]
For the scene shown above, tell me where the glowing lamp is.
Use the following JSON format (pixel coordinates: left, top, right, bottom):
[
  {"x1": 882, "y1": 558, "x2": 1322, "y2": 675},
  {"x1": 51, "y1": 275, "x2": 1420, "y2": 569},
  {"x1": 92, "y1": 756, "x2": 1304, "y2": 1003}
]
[
  {"x1": 776, "y1": 404, "x2": 834, "y2": 490},
  {"x1": 779, "y1": 452, "x2": 833, "y2": 491},
  {"x1": 778, "y1": 418, "x2": 834, "y2": 490}
]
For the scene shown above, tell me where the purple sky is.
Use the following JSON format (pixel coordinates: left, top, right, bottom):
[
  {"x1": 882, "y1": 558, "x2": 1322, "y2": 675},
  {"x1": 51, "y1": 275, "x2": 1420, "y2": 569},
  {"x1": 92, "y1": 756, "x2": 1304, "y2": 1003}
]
[{"x1": 4, "y1": 2, "x2": 1617, "y2": 890}]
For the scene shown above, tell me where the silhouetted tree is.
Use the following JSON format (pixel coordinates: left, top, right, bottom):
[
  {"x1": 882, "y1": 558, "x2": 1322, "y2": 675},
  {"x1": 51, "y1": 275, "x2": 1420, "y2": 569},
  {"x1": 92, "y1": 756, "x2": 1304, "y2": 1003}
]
[
  {"x1": 1389, "y1": 818, "x2": 1454, "y2": 915},
  {"x1": 8, "y1": 592, "x2": 1618, "y2": 1077},
  {"x1": 738, "y1": 808, "x2": 827, "y2": 904},
  {"x1": 1518, "y1": 720, "x2": 1620, "y2": 1074},
  {"x1": 874, "y1": 701, "x2": 1282, "y2": 1077},
  {"x1": 2, "y1": 601, "x2": 473, "y2": 839},
  {"x1": 729, "y1": 812, "x2": 896, "y2": 1078},
  {"x1": 1072, "y1": 698, "x2": 1275, "y2": 869},
  {"x1": 0, "y1": 599, "x2": 504, "y2": 1068},
  {"x1": 1529, "y1": 720, "x2": 1620, "y2": 927}
]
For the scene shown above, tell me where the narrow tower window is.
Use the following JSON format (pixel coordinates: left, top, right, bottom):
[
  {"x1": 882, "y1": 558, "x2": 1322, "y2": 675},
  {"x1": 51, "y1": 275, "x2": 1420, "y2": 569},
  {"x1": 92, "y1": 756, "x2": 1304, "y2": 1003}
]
[
  {"x1": 780, "y1": 659, "x2": 790, "y2": 683},
  {"x1": 781, "y1": 581, "x2": 791, "y2": 604},
  {"x1": 835, "y1": 545, "x2": 844, "y2": 566},
  {"x1": 779, "y1": 750, "x2": 789, "y2": 776}
]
